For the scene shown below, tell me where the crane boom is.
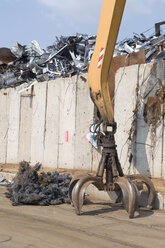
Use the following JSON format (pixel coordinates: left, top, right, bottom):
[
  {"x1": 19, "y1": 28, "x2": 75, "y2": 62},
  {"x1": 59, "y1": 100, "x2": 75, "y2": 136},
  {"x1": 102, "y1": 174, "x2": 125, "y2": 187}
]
[{"x1": 88, "y1": 0, "x2": 126, "y2": 123}]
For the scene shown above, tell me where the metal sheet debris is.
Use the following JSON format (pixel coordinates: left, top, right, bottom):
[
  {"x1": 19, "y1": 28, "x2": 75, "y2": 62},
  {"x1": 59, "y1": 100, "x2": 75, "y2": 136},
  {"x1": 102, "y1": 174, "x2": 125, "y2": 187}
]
[
  {"x1": 114, "y1": 22, "x2": 165, "y2": 62},
  {"x1": 0, "y1": 34, "x2": 96, "y2": 89},
  {"x1": 5, "y1": 161, "x2": 72, "y2": 206},
  {"x1": 0, "y1": 22, "x2": 165, "y2": 89},
  {"x1": 0, "y1": 175, "x2": 9, "y2": 186}
]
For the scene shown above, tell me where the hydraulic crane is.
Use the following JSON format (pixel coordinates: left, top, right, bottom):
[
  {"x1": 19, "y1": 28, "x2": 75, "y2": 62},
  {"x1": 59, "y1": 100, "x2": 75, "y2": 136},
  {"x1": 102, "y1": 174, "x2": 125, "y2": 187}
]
[{"x1": 69, "y1": 0, "x2": 155, "y2": 218}]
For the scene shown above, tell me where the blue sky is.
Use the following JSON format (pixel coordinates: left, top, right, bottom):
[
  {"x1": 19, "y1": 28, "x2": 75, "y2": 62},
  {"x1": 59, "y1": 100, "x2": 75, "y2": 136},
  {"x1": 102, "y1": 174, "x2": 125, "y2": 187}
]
[{"x1": 1, "y1": 0, "x2": 165, "y2": 49}]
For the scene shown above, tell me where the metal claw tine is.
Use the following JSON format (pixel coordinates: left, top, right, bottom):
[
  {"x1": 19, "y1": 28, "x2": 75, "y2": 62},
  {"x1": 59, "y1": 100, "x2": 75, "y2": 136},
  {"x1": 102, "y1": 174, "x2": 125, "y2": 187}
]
[
  {"x1": 128, "y1": 174, "x2": 155, "y2": 209},
  {"x1": 115, "y1": 177, "x2": 138, "y2": 218},
  {"x1": 69, "y1": 178, "x2": 80, "y2": 204},
  {"x1": 69, "y1": 174, "x2": 98, "y2": 204},
  {"x1": 133, "y1": 183, "x2": 140, "y2": 210},
  {"x1": 72, "y1": 175, "x2": 103, "y2": 215}
]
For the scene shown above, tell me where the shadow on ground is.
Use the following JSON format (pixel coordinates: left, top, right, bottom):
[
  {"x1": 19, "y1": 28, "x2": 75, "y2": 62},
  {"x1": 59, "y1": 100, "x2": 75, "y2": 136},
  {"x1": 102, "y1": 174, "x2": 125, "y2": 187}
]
[{"x1": 81, "y1": 201, "x2": 154, "y2": 218}]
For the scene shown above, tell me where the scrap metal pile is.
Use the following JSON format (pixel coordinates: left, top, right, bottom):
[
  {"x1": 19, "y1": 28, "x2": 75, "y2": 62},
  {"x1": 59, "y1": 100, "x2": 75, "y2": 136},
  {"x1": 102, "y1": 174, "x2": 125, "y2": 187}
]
[
  {"x1": 114, "y1": 32, "x2": 165, "y2": 62},
  {"x1": 5, "y1": 161, "x2": 72, "y2": 206},
  {"x1": 0, "y1": 24, "x2": 165, "y2": 89},
  {"x1": 0, "y1": 34, "x2": 96, "y2": 89}
]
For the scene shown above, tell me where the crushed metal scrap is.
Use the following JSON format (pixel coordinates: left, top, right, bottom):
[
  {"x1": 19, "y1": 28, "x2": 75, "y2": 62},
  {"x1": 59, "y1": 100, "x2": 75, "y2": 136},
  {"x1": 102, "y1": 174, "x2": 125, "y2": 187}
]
[
  {"x1": 114, "y1": 22, "x2": 165, "y2": 62},
  {"x1": 0, "y1": 34, "x2": 96, "y2": 89},
  {"x1": 0, "y1": 175, "x2": 9, "y2": 185},
  {"x1": 0, "y1": 22, "x2": 165, "y2": 89},
  {"x1": 5, "y1": 161, "x2": 72, "y2": 206}
]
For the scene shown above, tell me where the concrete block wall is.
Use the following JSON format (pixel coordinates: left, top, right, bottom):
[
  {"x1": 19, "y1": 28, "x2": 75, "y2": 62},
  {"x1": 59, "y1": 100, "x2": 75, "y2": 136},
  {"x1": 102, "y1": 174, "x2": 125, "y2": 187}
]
[
  {"x1": 0, "y1": 74, "x2": 94, "y2": 170},
  {"x1": 115, "y1": 62, "x2": 165, "y2": 179},
  {"x1": 0, "y1": 61, "x2": 164, "y2": 179}
]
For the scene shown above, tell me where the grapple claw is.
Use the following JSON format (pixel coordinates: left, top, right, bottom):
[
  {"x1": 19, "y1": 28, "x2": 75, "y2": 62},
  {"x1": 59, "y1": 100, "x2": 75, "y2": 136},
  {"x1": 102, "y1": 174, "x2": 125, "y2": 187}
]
[
  {"x1": 128, "y1": 174, "x2": 155, "y2": 209},
  {"x1": 70, "y1": 121, "x2": 155, "y2": 218},
  {"x1": 115, "y1": 177, "x2": 139, "y2": 218},
  {"x1": 71, "y1": 175, "x2": 104, "y2": 215}
]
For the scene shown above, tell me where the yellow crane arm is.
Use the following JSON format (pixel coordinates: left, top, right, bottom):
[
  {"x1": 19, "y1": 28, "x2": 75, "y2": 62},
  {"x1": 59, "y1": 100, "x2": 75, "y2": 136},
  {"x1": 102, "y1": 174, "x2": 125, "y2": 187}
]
[
  {"x1": 88, "y1": 0, "x2": 126, "y2": 123},
  {"x1": 70, "y1": 0, "x2": 155, "y2": 219}
]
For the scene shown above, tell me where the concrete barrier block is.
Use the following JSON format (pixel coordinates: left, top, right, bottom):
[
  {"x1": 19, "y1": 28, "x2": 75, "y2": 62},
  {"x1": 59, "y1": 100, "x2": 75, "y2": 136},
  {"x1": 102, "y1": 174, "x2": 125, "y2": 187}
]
[
  {"x1": 43, "y1": 81, "x2": 60, "y2": 168},
  {"x1": 31, "y1": 83, "x2": 47, "y2": 165},
  {"x1": 74, "y1": 74, "x2": 94, "y2": 170},
  {"x1": 6, "y1": 89, "x2": 20, "y2": 164},
  {"x1": 58, "y1": 77, "x2": 76, "y2": 169},
  {"x1": 0, "y1": 89, "x2": 10, "y2": 163}
]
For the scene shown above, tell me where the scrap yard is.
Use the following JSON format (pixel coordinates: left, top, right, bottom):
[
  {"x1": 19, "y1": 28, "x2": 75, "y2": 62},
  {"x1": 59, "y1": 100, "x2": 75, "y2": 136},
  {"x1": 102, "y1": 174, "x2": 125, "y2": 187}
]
[{"x1": 0, "y1": 0, "x2": 165, "y2": 247}]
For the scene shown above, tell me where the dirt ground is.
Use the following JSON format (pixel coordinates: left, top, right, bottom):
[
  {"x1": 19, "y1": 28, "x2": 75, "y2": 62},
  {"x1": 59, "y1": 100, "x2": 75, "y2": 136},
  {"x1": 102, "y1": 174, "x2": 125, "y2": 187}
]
[{"x1": 0, "y1": 186, "x2": 165, "y2": 248}]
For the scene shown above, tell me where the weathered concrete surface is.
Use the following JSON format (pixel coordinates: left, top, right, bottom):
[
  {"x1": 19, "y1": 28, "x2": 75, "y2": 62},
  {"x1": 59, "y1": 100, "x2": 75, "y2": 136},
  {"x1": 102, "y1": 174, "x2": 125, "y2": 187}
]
[
  {"x1": 0, "y1": 62, "x2": 164, "y2": 179},
  {"x1": 6, "y1": 89, "x2": 20, "y2": 164},
  {"x1": 58, "y1": 77, "x2": 76, "y2": 169},
  {"x1": 0, "y1": 186, "x2": 165, "y2": 248},
  {"x1": 115, "y1": 62, "x2": 165, "y2": 179},
  {"x1": 0, "y1": 74, "x2": 94, "y2": 171},
  {"x1": 74, "y1": 75, "x2": 93, "y2": 170},
  {"x1": 18, "y1": 89, "x2": 32, "y2": 162},
  {"x1": 0, "y1": 89, "x2": 9, "y2": 164},
  {"x1": 42, "y1": 81, "x2": 60, "y2": 168},
  {"x1": 108, "y1": 50, "x2": 146, "y2": 107},
  {"x1": 31, "y1": 83, "x2": 47, "y2": 165}
]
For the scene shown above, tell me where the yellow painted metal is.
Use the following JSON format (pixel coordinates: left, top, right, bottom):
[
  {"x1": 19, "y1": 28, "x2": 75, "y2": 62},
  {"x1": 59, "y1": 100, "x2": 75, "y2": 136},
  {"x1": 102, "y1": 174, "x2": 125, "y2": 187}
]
[{"x1": 88, "y1": 0, "x2": 126, "y2": 123}]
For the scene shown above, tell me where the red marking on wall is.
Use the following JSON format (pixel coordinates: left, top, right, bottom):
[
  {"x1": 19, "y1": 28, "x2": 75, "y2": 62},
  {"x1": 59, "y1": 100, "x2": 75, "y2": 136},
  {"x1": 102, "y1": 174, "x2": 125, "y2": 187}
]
[{"x1": 65, "y1": 131, "x2": 69, "y2": 142}]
